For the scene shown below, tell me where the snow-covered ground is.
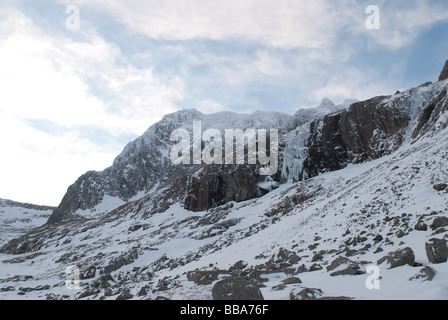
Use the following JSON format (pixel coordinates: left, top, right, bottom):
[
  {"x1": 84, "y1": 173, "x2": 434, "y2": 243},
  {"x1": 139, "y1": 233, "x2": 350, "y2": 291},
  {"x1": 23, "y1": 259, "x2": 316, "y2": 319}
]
[{"x1": 0, "y1": 200, "x2": 53, "y2": 247}]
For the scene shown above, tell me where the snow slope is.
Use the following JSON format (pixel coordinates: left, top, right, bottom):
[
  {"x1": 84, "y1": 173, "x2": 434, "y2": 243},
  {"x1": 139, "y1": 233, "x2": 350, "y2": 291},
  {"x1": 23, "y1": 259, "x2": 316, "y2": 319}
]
[
  {"x1": 0, "y1": 119, "x2": 447, "y2": 300},
  {"x1": 0, "y1": 200, "x2": 53, "y2": 247}
]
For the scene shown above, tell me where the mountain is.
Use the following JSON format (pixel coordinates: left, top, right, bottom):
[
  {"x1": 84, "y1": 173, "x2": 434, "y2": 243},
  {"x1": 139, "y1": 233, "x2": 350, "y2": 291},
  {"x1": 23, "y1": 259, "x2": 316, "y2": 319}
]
[
  {"x1": 0, "y1": 199, "x2": 54, "y2": 247},
  {"x1": 0, "y1": 61, "x2": 447, "y2": 300},
  {"x1": 47, "y1": 102, "x2": 346, "y2": 224}
]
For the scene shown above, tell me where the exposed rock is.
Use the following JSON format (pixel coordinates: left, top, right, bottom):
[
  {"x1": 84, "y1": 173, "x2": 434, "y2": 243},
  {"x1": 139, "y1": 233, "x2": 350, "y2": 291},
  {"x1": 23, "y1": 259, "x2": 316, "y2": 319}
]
[
  {"x1": 137, "y1": 286, "x2": 149, "y2": 297},
  {"x1": 317, "y1": 296, "x2": 354, "y2": 300},
  {"x1": 409, "y1": 266, "x2": 437, "y2": 282},
  {"x1": 92, "y1": 274, "x2": 115, "y2": 289},
  {"x1": 46, "y1": 293, "x2": 60, "y2": 300},
  {"x1": 430, "y1": 217, "x2": 448, "y2": 230},
  {"x1": 326, "y1": 257, "x2": 365, "y2": 277},
  {"x1": 0, "y1": 286, "x2": 15, "y2": 292},
  {"x1": 18, "y1": 285, "x2": 51, "y2": 293},
  {"x1": 303, "y1": 95, "x2": 408, "y2": 179},
  {"x1": 281, "y1": 277, "x2": 302, "y2": 285},
  {"x1": 439, "y1": 60, "x2": 448, "y2": 82},
  {"x1": 290, "y1": 287, "x2": 323, "y2": 300},
  {"x1": 269, "y1": 247, "x2": 301, "y2": 264},
  {"x1": 377, "y1": 247, "x2": 416, "y2": 269},
  {"x1": 186, "y1": 270, "x2": 229, "y2": 286},
  {"x1": 296, "y1": 264, "x2": 309, "y2": 274},
  {"x1": 103, "y1": 249, "x2": 139, "y2": 274},
  {"x1": 229, "y1": 261, "x2": 249, "y2": 272},
  {"x1": 80, "y1": 266, "x2": 96, "y2": 280},
  {"x1": 373, "y1": 234, "x2": 384, "y2": 244},
  {"x1": 309, "y1": 263, "x2": 323, "y2": 272},
  {"x1": 311, "y1": 252, "x2": 324, "y2": 262},
  {"x1": 116, "y1": 288, "x2": 134, "y2": 300},
  {"x1": 414, "y1": 221, "x2": 428, "y2": 231},
  {"x1": 185, "y1": 167, "x2": 262, "y2": 212},
  {"x1": 212, "y1": 277, "x2": 264, "y2": 300},
  {"x1": 78, "y1": 288, "x2": 100, "y2": 299},
  {"x1": 425, "y1": 238, "x2": 448, "y2": 264},
  {"x1": 433, "y1": 184, "x2": 447, "y2": 192}
]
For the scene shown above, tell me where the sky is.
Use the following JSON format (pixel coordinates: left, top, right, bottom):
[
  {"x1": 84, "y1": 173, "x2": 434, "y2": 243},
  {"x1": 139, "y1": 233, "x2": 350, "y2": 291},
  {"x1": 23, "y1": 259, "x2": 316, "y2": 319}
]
[{"x1": 0, "y1": 0, "x2": 448, "y2": 206}]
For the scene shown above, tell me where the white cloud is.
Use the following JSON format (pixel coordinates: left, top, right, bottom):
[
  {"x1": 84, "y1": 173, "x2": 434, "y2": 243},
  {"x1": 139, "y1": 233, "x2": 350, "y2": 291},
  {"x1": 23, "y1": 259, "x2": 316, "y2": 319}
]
[
  {"x1": 65, "y1": 0, "x2": 448, "y2": 51},
  {"x1": 0, "y1": 7, "x2": 185, "y2": 205},
  {"x1": 60, "y1": 0, "x2": 354, "y2": 49},
  {"x1": 0, "y1": 112, "x2": 118, "y2": 205},
  {"x1": 358, "y1": 0, "x2": 448, "y2": 49}
]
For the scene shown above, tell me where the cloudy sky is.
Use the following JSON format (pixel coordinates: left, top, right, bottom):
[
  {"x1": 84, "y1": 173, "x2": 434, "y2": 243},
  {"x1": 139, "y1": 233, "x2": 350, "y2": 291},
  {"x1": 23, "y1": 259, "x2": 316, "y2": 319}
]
[{"x1": 1, "y1": 0, "x2": 448, "y2": 206}]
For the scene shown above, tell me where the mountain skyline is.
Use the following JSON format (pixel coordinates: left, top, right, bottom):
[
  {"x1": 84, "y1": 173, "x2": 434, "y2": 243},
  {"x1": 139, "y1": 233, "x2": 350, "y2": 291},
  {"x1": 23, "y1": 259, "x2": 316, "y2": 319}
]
[{"x1": 1, "y1": 1, "x2": 448, "y2": 206}]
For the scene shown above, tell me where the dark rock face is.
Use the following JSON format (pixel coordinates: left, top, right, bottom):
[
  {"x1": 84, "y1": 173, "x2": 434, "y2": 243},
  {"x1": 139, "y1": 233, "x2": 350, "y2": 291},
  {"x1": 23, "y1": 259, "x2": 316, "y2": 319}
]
[
  {"x1": 42, "y1": 61, "x2": 448, "y2": 225},
  {"x1": 303, "y1": 96, "x2": 409, "y2": 178},
  {"x1": 377, "y1": 247, "x2": 416, "y2": 269},
  {"x1": 212, "y1": 277, "x2": 264, "y2": 300},
  {"x1": 184, "y1": 166, "x2": 263, "y2": 212},
  {"x1": 439, "y1": 60, "x2": 448, "y2": 81},
  {"x1": 412, "y1": 87, "x2": 448, "y2": 139},
  {"x1": 425, "y1": 238, "x2": 448, "y2": 264}
]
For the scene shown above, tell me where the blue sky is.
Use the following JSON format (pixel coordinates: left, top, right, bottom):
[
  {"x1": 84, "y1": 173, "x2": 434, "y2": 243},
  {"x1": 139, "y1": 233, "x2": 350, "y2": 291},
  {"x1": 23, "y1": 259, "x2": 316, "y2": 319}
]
[{"x1": 0, "y1": 0, "x2": 448, "y2": 205}]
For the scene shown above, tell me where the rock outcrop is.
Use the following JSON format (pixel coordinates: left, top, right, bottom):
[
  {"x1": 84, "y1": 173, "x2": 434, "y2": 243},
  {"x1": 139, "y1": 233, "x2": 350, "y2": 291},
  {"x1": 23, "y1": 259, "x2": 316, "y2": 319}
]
[{"x1": 439, "y1": 60, "x2": 448, "y2": 82}]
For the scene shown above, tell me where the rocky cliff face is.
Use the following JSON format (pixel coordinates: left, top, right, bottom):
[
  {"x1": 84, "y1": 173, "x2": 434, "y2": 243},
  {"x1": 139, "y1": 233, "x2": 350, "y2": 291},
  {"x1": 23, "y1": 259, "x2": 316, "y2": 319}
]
[
  {"x1": 439, "y1": 60, "x2": 448, "y2": 82},
  {"x1": 1, "y1": 62, "x2": 448, "y2": 301},
  {"x1": 282, "y1": 79, "x2": 448, "y2": 183},
  {"x1": 46, "y1": 62, "x2": 448, "y2": 225},
  {"x1": 47, "y1": 110, "x2": 298, "y2": 223}
]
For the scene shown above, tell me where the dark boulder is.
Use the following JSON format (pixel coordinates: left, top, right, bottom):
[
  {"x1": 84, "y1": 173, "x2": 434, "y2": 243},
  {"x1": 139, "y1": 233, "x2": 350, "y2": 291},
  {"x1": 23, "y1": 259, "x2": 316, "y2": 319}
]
[
  {"x1": 326, "y1": 257, "x2": 365, "y2": 277},
  {"x1": 212, "y1": 277, "x2": 264, "y2": 300},
  {"x1": 409, "y1": 266, "x2": 437, "y2": 282},
  {"x1": 377, "y1": 247, "x2": 416, "y2": 269},
  {"x1": 187, "y1": 270, "x2": 229, "y2": 286},
  {"x1": 414, "y1": 221, "x2": 428, "y2": 231},
  {"x1": 116, "y1": 288, "x2": 134, "y2": 300},
  {"x1": 425, "y1": 238, "x2": 448, "y2": 264},
  {"x1": 290, "y1": 287, "x2": 323, "y2": 300},
  {"x1": 430, "y1": 217, "x2": 448, "y2": 230}
]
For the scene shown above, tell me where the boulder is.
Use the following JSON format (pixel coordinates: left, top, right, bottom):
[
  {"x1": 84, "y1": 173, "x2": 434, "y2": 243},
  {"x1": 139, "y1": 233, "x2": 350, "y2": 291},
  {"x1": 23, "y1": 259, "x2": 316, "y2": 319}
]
[
  {"x1": 229, "y1": 260, "x2": 249, "y2": 272},
  {"x1": 377, "y1": 247, "x2": 416, "y2": 269},
  {"x1": 433, "y1": 184, "x2": 447, "y2": 192},
  {"x1": 212, "y1": 277, "x2": 264, "y2": 300},
  {"x1": 187, "y1": 270, "x2": 229, "y2": 285},
  {"x1": 430, "y1": 217, "x2": 448, "y2": 230},
  {"x1": 281, "y1": 277, "x2": 302, "y2": 285},
  {"x1": 116, "y1": 288, "x2": 134, "y2": 300},
  {"x1": 326, "y1": 257, "x2": 365, "y2": 277},
  {"x1": 425, "y1": 238, "x2": 448, "y2": 264},
  {"x1": 414, "y1": 221, "x2": 428, "y2": 231},
  {"x1": 409, "y1": 266, "x2": 437, "y2": 282},
  {"x1": 290, "y1": 287, "x2": 323, "y2": 300},
  {"x1": 309, "y1": 263, "x2": 323, "y2": 272}
]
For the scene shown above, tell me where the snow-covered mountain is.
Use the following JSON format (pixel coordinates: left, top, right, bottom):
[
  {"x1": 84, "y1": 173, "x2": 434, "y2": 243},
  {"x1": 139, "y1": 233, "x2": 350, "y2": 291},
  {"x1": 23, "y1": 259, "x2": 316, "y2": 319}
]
[
  {"x1": 0, "y1": 62, "x2": 447, "y2": 300},
  {"x1": 0, "y1": 199, "x2": 54, "y2": 247},
  {"x1": 46, "y1": 101, "x2": 344, "y2": 224}
]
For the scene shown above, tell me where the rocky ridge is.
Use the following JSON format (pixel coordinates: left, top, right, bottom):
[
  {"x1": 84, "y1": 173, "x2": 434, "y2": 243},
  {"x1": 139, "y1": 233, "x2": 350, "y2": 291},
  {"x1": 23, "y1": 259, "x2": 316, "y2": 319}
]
[{"x1": 0, "y1": 61, "x2": 447, "y2": 300}]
